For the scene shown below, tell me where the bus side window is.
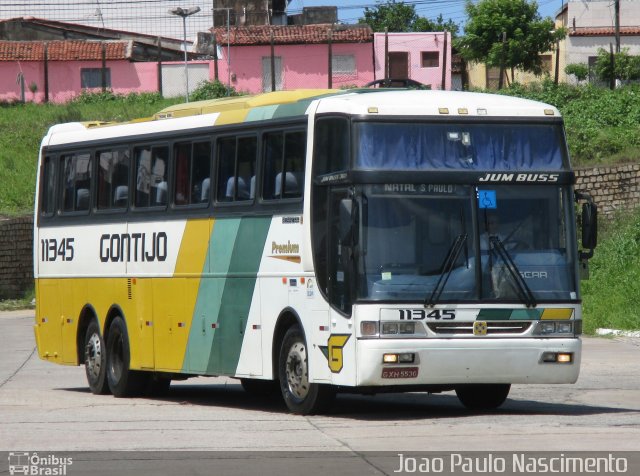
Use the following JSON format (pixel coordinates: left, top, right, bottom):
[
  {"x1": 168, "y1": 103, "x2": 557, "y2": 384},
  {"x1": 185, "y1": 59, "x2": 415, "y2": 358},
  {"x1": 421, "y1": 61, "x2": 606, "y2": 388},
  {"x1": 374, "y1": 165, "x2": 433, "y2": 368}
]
[
  {"x1": 216, "y1": 136, "x2": 256, "y2": 203},
  {"x1": 263, "y1": 130, "x2": 305, "y2": 200},
  {"x1": 61, "y1": 152, "x2": 92, "y2": 213},
  {"x1": 134, "y1": 145, "x2": 168, "y2": 208},
  {"x1": 174, "y1": 141, "x2": 212, "y2": 206},
  {"x1": 40, "y1": 156, "x2": 57, "y2": 216},
  {"x1": 313, "y1": 117, "x2": 349, "y2": 176},
  {"x1": 97, "y1": 149, "x2": 129, "y2": 210}
]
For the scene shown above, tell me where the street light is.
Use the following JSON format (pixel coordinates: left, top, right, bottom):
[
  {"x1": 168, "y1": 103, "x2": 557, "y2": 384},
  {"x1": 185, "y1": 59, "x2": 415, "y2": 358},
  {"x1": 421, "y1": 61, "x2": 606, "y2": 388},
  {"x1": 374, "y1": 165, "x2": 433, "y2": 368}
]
[{"x1": 169, "y1": 6, "x2": 201, "y2": 102}]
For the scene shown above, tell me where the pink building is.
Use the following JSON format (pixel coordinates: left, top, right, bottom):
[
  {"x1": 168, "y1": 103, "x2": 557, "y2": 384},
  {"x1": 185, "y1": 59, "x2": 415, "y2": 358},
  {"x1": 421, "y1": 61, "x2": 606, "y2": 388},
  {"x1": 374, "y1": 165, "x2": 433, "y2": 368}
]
[
  {"x1": 212, "y1": 24, "x2": 374, "y2": 92},
  {"x1": 0, "y1": 40, "x2": 158, "y2": 103},
  {"x1": 373, "y1": 32, "x2": 452, "y2": 90}
]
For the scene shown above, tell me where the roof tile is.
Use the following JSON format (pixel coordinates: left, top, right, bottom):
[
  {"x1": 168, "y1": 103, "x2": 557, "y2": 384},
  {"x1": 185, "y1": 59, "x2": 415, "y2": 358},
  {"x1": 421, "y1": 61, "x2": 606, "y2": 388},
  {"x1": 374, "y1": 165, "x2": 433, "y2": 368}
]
[
  {"x1": 212, "y1": 24, "x2": 373, "y2": 46},
  {"x1": 0, "y1": 40, "x2": 131, "y2": 61},
  {"x1": 570, "y1": 26, "x2": 640, "y2": 37}
]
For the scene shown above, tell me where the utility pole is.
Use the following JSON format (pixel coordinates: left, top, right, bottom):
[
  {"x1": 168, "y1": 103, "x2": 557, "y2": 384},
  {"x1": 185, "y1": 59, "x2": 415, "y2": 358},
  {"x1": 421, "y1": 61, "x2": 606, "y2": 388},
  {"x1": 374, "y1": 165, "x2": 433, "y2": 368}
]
[
  {"x1": 498, "y1": 31, "x2": 506, "y2": 89},
  {"x1": 212, "y1": 0, "x2": 219, "y2": 80},
  {"x1": 614, "y1": 0, "x2": 620, "y2": 53}
]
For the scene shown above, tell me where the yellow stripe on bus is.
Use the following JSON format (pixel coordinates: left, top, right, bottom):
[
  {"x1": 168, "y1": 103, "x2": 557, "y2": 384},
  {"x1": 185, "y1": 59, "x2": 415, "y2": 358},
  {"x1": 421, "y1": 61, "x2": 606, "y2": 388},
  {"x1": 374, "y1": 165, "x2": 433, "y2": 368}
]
[{"x1": 541, "y1": 308, "x2": 574, "y2": 320}]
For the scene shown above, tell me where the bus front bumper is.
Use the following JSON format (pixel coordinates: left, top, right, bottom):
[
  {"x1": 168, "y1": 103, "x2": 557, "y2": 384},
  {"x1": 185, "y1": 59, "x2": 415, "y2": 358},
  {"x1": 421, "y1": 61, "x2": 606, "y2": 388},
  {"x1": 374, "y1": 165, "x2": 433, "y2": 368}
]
[{"x1": 356, "y1": 337, "x2": 581, "y2": 387}]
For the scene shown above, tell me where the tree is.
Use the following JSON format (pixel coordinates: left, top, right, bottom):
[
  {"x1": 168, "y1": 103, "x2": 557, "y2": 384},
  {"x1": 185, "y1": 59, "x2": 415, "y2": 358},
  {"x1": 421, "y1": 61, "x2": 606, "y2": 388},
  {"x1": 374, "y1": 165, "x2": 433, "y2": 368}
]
[
  {"x1": 359, "y1": 1, "x2": 459, "y2": 37},
  {"x1": 455, "y1": 0, "x2": 565, "y2": 80},
  {"x1": 594, "y1": 48, "x2": 640, "y2": 84}
]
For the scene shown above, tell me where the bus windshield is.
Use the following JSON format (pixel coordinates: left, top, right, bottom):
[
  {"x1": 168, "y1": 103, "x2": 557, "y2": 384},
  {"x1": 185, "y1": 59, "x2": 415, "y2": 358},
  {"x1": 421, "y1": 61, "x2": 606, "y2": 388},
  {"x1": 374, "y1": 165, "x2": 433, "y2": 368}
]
[
  {"x1": 354, "y1": 122, "x2": 567, "y2": 171},
  {"x1": 357, "y1": 184, "x2": 578, "y2": 304}
]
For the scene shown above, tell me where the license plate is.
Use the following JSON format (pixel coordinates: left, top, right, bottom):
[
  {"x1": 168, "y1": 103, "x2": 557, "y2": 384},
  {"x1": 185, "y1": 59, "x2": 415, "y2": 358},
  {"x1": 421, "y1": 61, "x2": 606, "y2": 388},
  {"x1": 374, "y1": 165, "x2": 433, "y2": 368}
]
[{"x1": 381, "y1": 367, "x2": 419, "y2": 379}]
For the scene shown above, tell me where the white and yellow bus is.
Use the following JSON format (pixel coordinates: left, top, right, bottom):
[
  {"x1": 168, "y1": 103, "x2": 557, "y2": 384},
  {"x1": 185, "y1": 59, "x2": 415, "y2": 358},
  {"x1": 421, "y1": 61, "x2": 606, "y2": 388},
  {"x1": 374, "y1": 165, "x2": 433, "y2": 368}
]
[{"x1": 33, "y1": 89, "x2": 597, "y2": 414}]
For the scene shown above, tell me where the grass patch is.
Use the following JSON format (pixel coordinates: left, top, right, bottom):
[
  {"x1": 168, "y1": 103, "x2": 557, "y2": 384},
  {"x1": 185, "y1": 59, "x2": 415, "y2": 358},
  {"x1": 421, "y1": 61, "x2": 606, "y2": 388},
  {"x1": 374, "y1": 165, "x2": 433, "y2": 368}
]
[
  {"x1": 0, "y1": 93, "x2": 180, "y2": 216},
  {"x1": 0, "y1": 287, "x2": 35, "y2": 311},
  {"x1": 581, "y1": 207, "x2": 640, "y2": 333}
]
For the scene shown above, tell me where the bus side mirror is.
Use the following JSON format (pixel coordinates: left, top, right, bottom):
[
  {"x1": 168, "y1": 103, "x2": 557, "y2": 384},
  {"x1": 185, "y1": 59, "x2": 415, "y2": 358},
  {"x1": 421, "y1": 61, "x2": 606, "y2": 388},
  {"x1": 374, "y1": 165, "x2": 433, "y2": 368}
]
[{"x1": 581, "y1": 202, "x2": 598, "y2": 253}]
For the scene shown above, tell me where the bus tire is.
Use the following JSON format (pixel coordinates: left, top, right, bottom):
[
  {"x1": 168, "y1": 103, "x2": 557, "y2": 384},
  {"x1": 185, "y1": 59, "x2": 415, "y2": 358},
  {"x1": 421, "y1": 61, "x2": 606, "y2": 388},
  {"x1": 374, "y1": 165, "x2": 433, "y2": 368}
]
[
  {"x1": 106, "y1": 315, "x2": 148, "y2": 398},
  {"x1": 278, "y1": 325, "x2": 335, "y2": 415},
  {"x1": 455, "y1": 384, "x2": 510, "y2": 410},
  {"x1": 83, "y1": 320, "x2": 109, "y2": 395}
]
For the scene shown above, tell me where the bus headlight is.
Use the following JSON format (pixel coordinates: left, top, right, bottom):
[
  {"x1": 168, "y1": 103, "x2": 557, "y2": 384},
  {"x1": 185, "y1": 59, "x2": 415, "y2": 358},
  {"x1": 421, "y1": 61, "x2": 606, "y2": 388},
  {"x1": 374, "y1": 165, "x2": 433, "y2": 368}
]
[{"x1": 534, "y1": 320, "x2": 580, "y2": 336}]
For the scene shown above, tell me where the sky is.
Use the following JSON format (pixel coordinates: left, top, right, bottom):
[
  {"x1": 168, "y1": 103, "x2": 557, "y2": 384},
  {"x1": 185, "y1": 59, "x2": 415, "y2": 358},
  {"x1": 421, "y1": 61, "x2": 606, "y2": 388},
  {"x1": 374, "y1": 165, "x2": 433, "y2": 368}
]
[
  {"x1": 0, "y1": 0, "x2": 566, "y2": 43},
  {"x1": 286, "y1": 0, "x2": 564, "y2": 28}
]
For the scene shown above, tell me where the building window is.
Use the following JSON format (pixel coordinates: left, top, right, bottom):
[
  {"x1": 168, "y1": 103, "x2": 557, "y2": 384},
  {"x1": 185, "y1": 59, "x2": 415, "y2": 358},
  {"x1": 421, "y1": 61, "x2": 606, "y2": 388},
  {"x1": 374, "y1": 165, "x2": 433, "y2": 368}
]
[
  {"x1": 332, "y1": 55, "x2": 356, "y2": 75},
  {"x1": 421, "y1": 51, "x2": 439, "y2": 68},
  {"x1": 81, "y1": 68, "x2": 111, "y2": 89}
]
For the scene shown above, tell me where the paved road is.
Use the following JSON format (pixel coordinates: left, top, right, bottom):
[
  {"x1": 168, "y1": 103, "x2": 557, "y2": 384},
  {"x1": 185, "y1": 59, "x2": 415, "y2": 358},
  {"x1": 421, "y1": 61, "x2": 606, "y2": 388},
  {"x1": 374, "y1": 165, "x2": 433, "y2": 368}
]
[{"x1": 1, "y1": 309, "x2": 639, "y2": 455}]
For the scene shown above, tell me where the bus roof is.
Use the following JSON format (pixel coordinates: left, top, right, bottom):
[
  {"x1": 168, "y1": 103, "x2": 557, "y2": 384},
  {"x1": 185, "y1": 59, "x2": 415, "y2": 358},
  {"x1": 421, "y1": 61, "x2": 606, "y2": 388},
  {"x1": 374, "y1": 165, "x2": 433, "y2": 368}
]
[
  {"x1": 43, "y1": 89, "x2": 561, "y2": 148},
  {"x1": 315, "y1": 89, "x2": 561, "y2": 118}
]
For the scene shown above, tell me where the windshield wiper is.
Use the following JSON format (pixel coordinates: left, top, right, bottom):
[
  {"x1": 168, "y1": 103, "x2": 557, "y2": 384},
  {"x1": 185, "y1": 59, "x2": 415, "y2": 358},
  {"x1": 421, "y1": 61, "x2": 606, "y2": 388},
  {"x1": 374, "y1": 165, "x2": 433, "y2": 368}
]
[
  {"x1": 489, "y1": 236, "x2": 537, "y2": 308},
  {"x1": 425, "y1": 233, "x2": 467, "y2": 307}
]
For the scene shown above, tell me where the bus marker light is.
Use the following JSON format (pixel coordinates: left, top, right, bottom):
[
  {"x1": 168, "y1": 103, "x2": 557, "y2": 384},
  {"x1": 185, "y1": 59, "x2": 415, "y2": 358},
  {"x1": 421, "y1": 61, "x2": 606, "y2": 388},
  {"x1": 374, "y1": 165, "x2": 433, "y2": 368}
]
[
  {"x1": 544, "y1": 109, "x2": 555, "y2": 116},
  {"x1": 252, "y1": 324, "x2": 261, "y2": 330},
  {"x1": 368, "y1": 107, "x2": 379, "y2": 114},
  {"x1": 438, "y1": 108, "x2": 449, "y2": 114},
  {"x1": 300, "y1": 277, "x2": 305, "y2": 284},
  {"x1": 319, "y1": 325, "x2": 328, "y2": 331},
  {"x1": 282, "y1": 277, "x2": 287, "y2": 284},
  {"x1": 361, "y1": 321, "x2": 378, "y2": 336},
  {"x1": 211, "y1": 323, "x2": 218, "y2": 329},
  {"x1": 477, "y1": 108, "x2": 487, "y2": 115},
  {"x1": 458, "y1": 108, "x2": 468, "y2": 115},
  {"x1": 383, "y1": 354, "x2": 399, "y2": 363}
]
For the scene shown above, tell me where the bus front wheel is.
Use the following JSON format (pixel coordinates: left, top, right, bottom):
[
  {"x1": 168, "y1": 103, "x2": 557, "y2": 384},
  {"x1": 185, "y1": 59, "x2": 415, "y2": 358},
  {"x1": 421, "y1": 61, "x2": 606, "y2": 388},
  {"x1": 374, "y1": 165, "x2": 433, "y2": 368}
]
[
  {"x1": 455, "y1": 384, "x2": 511, "y2": 410},
  {"x1": 84, "y1": 320, "x2": 109, "y2": 394},
  {"x1": 106, "y1": 315, "x2": 148, "y2": 397},
  {"x1": 278, "y1": 325, "x2": 335, "y2": 415}
]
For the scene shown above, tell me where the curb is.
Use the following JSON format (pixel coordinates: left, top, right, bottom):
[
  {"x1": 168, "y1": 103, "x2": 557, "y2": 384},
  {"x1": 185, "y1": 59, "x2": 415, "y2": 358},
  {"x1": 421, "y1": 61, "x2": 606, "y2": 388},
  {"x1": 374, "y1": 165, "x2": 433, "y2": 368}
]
[{"x1": 596, "y1": 328, "x2": 640, "y2": 338}]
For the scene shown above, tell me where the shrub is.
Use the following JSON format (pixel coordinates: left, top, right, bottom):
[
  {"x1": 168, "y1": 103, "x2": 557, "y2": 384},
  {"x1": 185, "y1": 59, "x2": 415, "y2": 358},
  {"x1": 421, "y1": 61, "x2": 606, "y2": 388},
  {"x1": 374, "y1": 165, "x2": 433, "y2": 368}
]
[
  {"x1": 190, "y1": 80, "x2": 242, "y2": 101},
  {"x1": 564, "y1": 63, "x2": 589, "y2": 82}
]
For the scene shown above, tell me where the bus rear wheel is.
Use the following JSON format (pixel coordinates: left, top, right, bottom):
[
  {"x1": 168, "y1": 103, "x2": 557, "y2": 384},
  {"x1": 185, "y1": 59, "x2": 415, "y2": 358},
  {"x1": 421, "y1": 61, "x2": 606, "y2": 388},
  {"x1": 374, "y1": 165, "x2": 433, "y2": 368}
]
[
  {"x1": 106, "y1": 315, "x2": 148, "y2": 397},
  {"x1": 455, "y1": 384, "x2": 511, "y2": 410},
  {"x1": 278, "y1": 325, "x2": 335, "y2": 415},
  {"x1": 84, "y1": 320, "x2": 109, "y2": 394}
]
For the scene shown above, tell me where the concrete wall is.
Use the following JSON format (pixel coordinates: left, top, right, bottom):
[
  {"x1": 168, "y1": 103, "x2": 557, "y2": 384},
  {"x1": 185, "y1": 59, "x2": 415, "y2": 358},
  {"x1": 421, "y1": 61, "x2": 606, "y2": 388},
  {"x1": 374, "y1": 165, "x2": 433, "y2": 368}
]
[
  {"x1": 0, "y1": 60, "x2": 159, "y2": 103},
  {"x1": 223, "y1": 42, "x2": 373, "y2": 93},
  {"x1": 575, "y1": 163, "x2": 640, "y2": 217},
  {"x1": 568, "y1": 0, "x2": 640, "y2": 29}
]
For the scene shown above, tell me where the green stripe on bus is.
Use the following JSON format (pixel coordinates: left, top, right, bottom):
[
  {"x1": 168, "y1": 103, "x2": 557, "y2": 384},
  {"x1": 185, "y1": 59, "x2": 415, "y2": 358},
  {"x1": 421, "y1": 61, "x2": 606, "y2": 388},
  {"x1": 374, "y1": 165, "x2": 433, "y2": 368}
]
[
  {"x1": 183, "y1": 218, "x2": 241, "y2": 373},
  {"x1": 206, "y1": 216, "x2": 271, "y2": 375},
  {"x1": 477, "y1": 309, "x2": 513, "y2": 320},
  {"x1": 477, "y1": 309, "x2": 543, "y2": 320}
]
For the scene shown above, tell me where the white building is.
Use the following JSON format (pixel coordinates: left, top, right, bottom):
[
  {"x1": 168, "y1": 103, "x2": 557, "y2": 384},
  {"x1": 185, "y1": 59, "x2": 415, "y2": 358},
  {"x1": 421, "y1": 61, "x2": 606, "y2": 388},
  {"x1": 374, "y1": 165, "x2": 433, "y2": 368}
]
[{"x1": 562, "y1": 0, "x2": 640, "y2": 83}]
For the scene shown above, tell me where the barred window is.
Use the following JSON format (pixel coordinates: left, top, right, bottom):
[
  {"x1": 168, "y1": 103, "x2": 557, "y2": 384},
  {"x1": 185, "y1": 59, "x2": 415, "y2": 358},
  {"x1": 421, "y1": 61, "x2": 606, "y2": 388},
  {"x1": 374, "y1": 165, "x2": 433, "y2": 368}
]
[
  {"x1": 81, "y1": 68, "x2": 111, "y2": 89},
  {"x1": 332, "y1": 55, "x2": 356, "y2": 75}
]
